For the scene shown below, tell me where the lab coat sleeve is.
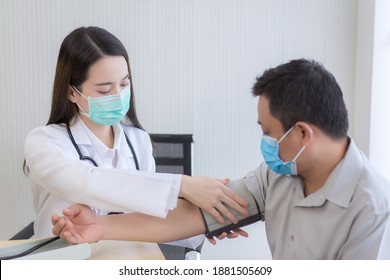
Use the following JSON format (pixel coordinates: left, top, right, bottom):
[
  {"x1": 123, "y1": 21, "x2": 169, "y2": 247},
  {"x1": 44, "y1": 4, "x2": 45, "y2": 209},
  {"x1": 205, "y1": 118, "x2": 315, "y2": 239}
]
[
  {"x1": 162, "y1": 234, "x2": 205, "y2": 250},
  {"x1": 25, "y1": 126, "x2": 180, "y2": 218}
]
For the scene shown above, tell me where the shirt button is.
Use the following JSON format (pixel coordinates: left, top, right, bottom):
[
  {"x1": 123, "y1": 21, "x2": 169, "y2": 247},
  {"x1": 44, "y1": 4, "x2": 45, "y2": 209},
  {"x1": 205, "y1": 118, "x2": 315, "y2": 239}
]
[{"x1": 290, "y1": 235, "x2": 294, "y2": 241}]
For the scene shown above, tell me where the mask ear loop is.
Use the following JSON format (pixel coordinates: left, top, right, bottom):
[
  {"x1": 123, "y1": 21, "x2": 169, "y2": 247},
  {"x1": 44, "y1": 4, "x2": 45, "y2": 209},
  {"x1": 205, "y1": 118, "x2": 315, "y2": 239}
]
[
  {"x1": 278, "y1": 126, "x2": 295, "y2": 143},
  {"x1": 278, "y1": 125, "x2": 306, "y2": 162},
  {"x1": 71, "y1": 85, "x2": 87, "y2": 98},
  {"x1": 292, "y1": 146, "x2": 306, "y2": 161},
  {"x1": 71, "y1": 85, "x2": 89, "y2": 116}
]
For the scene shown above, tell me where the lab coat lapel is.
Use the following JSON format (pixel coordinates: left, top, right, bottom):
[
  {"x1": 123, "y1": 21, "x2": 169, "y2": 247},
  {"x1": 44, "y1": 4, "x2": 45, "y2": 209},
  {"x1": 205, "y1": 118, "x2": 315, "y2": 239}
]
[
  {"x1": 68, "y1": 117, "x2": 102, "y2": 166},
  {"x1": 114, "y1": 123, "x2": 137, "y2": 170}
]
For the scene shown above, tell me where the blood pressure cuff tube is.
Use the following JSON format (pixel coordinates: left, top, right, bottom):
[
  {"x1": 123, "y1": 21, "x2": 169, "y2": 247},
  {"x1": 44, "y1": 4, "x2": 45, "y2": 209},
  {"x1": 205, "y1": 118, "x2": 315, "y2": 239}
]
[{"x1": 199, "y1": 178, "x2": 263, "y2": 238}]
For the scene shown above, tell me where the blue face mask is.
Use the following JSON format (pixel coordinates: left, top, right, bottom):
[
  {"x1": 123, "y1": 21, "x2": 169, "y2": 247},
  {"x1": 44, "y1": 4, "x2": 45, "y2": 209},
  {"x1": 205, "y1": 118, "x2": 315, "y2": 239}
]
[
  {"x1": 260, "y1": 126, "x2": 306, "y2": 175},
  {"x1": 74, "y1": 86, "x2": 131, "y2": 126}
]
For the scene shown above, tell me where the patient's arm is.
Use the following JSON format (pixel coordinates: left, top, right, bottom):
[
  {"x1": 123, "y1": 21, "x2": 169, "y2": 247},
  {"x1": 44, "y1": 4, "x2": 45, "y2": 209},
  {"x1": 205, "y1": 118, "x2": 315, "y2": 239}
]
[
  {"x1": 52, "y1": 178, "x2": 259, "y2": 244},
  {"x1": 52, "y1": 199, "x2": 206, "y2": 244}
]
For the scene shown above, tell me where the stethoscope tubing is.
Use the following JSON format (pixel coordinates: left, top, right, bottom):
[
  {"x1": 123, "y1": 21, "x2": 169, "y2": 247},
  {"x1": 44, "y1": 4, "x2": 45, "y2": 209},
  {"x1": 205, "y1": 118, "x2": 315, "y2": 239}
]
[{"x1": 66, "y1": 124, "x2": 140, "y2": 170}]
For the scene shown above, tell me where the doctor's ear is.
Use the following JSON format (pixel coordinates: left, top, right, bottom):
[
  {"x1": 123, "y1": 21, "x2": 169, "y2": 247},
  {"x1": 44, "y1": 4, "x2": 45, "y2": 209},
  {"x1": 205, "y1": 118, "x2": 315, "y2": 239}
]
[
  {"x1": 68, "y1": 86, "x2": 78, "y2": 103},
  {"x1": 295, "y1": 122, "x2": 313, "y2": 146}
]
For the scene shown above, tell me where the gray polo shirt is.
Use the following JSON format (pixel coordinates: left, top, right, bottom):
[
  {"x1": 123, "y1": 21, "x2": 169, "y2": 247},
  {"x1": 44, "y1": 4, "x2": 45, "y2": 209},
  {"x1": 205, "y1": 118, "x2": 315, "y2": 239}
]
[{"x1": 245, "y1": 138, "x2": 390, "y2": 259}]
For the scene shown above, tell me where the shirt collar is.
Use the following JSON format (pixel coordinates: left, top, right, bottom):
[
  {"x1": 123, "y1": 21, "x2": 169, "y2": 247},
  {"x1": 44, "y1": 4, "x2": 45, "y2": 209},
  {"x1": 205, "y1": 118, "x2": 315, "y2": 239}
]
[
  {"x1": 325, "y1": 137, "x2": 363, "y2": 208},
  {"x1": 112, "y1": 122, "x2": 124, "y2": 150},
  {"x1": 70, "y1": 116, "x2": 132, "y2": 158},
  {"x1": 81, "y1": 120, "x2": 120, "y2": 158},
  {"x1": 294, "y1": 137, "x2": 363, "y2": 208}
]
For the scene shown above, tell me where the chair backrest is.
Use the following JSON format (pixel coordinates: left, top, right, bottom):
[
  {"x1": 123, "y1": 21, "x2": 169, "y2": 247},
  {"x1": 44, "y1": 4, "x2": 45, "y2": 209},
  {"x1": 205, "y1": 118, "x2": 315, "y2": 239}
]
[
  {"x1": 150, "y1": 134, "x2": 193, "y2": 175},
  {"x1": 9, "y1": 222, "x2": 34, "y2": 240}
]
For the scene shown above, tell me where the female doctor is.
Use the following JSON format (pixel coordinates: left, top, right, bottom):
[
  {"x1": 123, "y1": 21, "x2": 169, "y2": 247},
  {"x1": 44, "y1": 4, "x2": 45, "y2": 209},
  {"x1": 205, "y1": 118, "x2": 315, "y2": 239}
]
[{"x1": 24, "y1": 26, "x2": 248, "y2": 243}]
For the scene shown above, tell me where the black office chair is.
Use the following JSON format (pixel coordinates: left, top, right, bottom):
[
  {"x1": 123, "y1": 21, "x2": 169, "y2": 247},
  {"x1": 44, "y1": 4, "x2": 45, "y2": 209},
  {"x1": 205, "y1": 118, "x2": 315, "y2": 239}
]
[
  {"x1": 150, "y1": 134, "x2": 193, "y2": 176},
  {"x1": 9, "y1": 222, "x2": 34, "y2": 240},
  {"x1": 150, "y1": 134, "x2": 204, "y2": 260}
]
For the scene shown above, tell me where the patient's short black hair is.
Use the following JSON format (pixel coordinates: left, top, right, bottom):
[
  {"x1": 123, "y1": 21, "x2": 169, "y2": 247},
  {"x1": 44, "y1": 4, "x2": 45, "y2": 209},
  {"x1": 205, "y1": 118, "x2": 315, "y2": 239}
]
[{"x1": 252, "y1": 58, "x2": 349, "y2": 139}]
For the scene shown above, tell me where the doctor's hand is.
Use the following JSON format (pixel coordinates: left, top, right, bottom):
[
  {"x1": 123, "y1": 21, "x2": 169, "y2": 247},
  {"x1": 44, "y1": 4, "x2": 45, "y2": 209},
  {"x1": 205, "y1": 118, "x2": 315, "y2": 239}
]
[
  {"x1": 179, "y1": 175, "x2": 249, "y2": 225},
  {"x1": 52, "y1": 204, "x2": 102, "y2": 244},
  {"x1": 207, "y1": 228, "x2": 249, "y2": 245}
]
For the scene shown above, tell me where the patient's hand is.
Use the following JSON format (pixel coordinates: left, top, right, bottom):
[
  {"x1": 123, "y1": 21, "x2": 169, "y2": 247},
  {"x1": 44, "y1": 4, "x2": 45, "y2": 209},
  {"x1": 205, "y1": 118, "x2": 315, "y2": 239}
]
[
  {"x1": 207, "y1": 228, "x2": 249, "y2": 245},
  {"x1": 52, "y1": 204, "x2": 102, "y2": 244}
]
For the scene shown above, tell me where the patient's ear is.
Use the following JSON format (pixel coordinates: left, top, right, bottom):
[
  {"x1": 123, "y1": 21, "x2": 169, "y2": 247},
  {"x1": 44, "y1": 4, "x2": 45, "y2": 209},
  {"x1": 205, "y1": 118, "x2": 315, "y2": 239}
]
[{"x1": 295, "y1": 121, "x2": 313, "y2": 146}]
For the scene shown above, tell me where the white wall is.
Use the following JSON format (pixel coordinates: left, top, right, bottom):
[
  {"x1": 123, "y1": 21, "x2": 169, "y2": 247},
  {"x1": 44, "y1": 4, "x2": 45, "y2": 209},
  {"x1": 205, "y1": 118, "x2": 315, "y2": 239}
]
[
  {"x1": 367, "y1": 0, "x2": 390, "y2": 181},
  {"x1": 0, "y1": 0, "x2": 362, "y2": 259},
  {"x1": 353, "y1": 0, "x2": 390, "y2": 182}
]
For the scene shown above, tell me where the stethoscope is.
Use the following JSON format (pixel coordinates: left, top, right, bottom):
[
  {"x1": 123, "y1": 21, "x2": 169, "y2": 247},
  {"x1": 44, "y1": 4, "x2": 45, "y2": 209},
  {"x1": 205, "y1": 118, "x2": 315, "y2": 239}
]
[{"x1": 66, "y1": 124, "x2": 140, "y2": 170}]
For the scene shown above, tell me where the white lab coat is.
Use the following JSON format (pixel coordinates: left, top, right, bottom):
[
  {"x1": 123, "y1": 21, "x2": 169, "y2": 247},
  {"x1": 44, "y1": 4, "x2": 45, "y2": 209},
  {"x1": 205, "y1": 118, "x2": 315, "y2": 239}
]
[{"x1": 25, "y1": 116, "x2": 204, "y2": 248}]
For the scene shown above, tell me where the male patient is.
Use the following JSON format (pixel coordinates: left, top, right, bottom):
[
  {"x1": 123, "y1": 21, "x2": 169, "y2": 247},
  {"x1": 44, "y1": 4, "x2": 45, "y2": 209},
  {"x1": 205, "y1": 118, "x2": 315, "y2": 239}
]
[{"x1": 52, "y1": 59, "x2": 390, "y2": 259}]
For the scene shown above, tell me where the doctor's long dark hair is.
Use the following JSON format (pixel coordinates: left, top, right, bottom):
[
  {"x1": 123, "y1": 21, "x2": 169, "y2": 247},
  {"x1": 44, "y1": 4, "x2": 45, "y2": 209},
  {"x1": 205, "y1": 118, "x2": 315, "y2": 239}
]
[{"x1": 47, "y1": 26, "x2": 144, "y2": 130}]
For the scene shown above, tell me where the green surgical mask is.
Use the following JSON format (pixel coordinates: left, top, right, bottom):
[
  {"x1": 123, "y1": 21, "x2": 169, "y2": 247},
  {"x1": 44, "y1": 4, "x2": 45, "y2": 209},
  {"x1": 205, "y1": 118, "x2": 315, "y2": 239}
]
[{"x1": 73, "y1": 86, "x2": 131, "y2": 126}]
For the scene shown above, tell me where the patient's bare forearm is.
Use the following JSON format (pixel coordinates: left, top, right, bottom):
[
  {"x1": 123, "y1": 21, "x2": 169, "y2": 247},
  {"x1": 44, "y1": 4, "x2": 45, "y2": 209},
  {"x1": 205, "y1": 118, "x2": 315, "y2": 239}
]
[
  {"x1": 100, "y1": 199, "x2": 206, "y2": 242},
  {"x1": 97, "y1": 178, "x2": 262, "y2": 242}
]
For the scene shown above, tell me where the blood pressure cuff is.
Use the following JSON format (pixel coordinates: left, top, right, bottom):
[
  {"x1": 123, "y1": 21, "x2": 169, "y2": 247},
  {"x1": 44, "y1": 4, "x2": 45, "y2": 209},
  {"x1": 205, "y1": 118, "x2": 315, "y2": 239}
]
[{"x1": 199, "y1": 178, "x2": 263, "y2": 238}]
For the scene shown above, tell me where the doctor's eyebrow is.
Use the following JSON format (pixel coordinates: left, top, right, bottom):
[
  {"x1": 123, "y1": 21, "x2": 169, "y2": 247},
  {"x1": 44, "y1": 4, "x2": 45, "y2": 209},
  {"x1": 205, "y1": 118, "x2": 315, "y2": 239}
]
[{"x1": 94, "y1": 74, "x2": 130, "y2": 86}]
